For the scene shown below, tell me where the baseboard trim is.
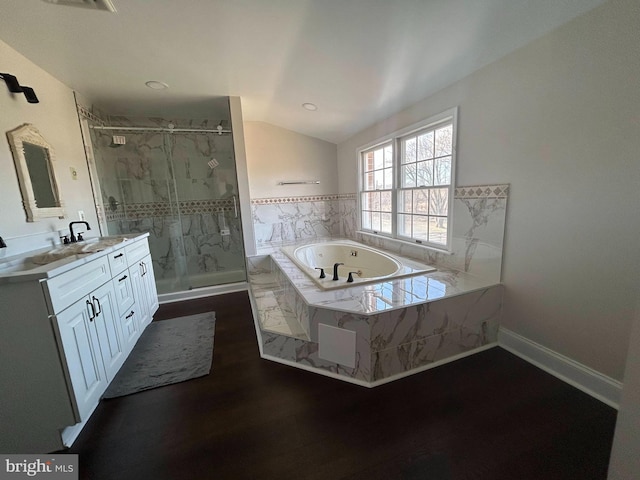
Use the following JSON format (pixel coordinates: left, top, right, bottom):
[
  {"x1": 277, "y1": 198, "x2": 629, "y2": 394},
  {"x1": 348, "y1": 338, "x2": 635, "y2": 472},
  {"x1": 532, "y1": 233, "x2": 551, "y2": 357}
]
[{"x1": 498, "y1": 327, "x2": 622, "y2": 409}]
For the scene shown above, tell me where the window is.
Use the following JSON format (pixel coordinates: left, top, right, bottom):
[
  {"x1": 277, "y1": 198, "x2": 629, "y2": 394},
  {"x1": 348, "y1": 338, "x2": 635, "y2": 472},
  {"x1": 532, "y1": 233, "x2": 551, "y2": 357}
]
[
  {"x1": 360, "y1": 143, "x2": 393, "y2": 234},
  {"x1": 358, "y1": 109, "x2": 456, "y2": 250}
]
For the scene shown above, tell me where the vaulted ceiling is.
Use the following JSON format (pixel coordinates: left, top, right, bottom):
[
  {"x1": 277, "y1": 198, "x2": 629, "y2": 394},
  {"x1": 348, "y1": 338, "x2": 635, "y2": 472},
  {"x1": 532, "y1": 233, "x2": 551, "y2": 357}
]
[{"x1": 0, "y1": 0, "x2": 605, "y2": 143}]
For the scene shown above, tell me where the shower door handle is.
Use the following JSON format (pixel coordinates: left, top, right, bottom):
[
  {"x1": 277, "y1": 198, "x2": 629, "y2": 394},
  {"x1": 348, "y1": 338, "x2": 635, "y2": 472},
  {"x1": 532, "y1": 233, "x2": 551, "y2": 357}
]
[{"x1": 232, "y1": 195, "x2": 238, "y2": 218}]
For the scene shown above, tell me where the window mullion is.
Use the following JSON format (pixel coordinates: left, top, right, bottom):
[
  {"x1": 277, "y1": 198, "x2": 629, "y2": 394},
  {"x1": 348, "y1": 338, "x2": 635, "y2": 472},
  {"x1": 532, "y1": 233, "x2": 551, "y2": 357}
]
[{"x1": 391, "y1": 138, "x2": 399, "y2": 238}]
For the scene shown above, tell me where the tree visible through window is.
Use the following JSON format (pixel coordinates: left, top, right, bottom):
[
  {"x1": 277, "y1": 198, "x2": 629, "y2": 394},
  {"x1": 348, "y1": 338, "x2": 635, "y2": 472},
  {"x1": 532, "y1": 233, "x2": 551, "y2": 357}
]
[
  {"x1": 358, "y1": 110, "x2": 456, "y2": 249},
  {"x1": 360, "y1": 143, "x2": 393, "y2": 234}
]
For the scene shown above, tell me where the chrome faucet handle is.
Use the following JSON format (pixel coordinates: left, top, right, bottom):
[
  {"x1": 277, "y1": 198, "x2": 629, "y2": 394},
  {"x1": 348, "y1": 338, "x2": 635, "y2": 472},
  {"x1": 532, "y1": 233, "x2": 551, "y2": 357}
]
[{"x1": 314, "y1": 267, "x2": 326, "y2": 279}]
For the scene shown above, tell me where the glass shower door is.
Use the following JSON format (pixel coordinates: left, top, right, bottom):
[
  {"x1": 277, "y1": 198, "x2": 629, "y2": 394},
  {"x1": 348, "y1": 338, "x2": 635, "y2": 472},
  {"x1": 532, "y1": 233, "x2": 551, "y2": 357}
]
[
  {"x1": 86, "y1": 112, "x2": 246, "y2": 296},
  {"x1": 168, "y1": 126, "x2": 247, "y2": 290}
]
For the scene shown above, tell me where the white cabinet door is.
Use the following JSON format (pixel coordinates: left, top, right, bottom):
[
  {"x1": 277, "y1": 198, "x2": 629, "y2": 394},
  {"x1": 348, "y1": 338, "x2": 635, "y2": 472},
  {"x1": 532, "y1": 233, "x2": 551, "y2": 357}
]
[
  {"x1": 140, "y1": 255, "x2": 158, "y2": 325},
  {"x1": 54, "y1": 298, "x2": 107, "y2": 422},
  {"x1": 129, "y1": 260, "x2": 149, "y2": 329},
  {"x1": 141, "y1": 254, "x2": 158, "y2": 324},
  {"x1": 90, "y1": 281, "x2": 126, "y2": 381},
  {"x1": 128, "y1": 254, "x2": 158, "y2": 329}
]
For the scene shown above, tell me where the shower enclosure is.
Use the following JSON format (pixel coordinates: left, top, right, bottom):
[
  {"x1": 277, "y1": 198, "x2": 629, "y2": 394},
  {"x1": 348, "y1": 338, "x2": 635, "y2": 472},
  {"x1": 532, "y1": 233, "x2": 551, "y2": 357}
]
[{"x1": 80, "y1": 102, "x2": 246, "y2": 296}]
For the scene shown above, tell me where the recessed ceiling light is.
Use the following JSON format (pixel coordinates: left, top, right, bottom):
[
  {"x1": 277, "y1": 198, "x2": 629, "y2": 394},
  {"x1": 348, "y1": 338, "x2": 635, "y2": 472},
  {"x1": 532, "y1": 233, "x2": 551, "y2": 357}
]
[
  {"x1": 302, "y1": 102, "x2": 318, "y2": 111},
  {"x1": 145, "y1": 80, "x2": 169, "y2": 90}
]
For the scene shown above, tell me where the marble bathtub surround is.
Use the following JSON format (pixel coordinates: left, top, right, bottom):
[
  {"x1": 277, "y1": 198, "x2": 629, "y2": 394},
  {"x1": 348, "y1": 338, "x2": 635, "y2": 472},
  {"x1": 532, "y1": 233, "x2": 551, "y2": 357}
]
[
  {"x1": 250, "y1": 184, "x2": 507, "y2": 283},
  {"x1": 248, "y1": 239, "x2": 503, "y2": 385}
]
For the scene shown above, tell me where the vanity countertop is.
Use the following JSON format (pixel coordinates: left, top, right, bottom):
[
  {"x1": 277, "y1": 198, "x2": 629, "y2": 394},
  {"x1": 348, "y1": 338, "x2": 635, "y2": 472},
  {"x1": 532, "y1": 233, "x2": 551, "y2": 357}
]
[{"x1": 0, "y1": 233, "x2": 149, "y2": 285}]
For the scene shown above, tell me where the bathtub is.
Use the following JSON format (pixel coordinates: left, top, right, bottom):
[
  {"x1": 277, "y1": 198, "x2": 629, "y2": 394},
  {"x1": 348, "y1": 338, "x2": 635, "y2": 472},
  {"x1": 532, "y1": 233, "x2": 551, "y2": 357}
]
[{"x1": 281, "y1": 241, "x2": 436, "y2": 290}]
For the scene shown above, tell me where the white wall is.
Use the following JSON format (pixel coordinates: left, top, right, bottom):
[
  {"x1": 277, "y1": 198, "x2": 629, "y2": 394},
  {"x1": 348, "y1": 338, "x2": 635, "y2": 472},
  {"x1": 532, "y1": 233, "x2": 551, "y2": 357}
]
[
  {"x1": 0, "y1": 39, "x2": 99, "y2": 258},
  {"x1": 337, "y1": 0, "x2": 640, "y2": 381},
  {"x1": 608, "y1": 302, "x2": 640, "y2": 478},
  {"x1": 244, "y1": 121, "x2": 337, "y2": 198}
]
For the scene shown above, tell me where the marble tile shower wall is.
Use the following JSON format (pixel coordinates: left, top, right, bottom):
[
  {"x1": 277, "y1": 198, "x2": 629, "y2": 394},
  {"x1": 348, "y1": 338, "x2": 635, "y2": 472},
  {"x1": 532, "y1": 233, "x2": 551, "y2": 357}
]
[
  {"x1": 252, "y1": 184, "x2": 507, "y2": 282},
  {"x1": 89, "y1": 115, "x2": 245, "y2": 282}
]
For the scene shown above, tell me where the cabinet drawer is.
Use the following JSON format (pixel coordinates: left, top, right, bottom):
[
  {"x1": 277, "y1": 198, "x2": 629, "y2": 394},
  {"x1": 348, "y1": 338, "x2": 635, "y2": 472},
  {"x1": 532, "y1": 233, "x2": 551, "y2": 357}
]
[
  {"x1": 107, "y1": 247, "x2": 128, "y2": 276},
  {"x1": 44, "y1": 256, "x2": 111, "y2": 314},
  {"x1": 125, "y1": 240, "x2": 150, "y2": 265}
]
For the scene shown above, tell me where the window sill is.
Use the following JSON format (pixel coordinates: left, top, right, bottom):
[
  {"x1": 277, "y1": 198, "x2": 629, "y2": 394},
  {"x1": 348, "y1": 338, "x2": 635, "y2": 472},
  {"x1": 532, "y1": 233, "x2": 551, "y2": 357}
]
[{"x1": 356, "y1": 230, "x2": 454, "y2": 256}]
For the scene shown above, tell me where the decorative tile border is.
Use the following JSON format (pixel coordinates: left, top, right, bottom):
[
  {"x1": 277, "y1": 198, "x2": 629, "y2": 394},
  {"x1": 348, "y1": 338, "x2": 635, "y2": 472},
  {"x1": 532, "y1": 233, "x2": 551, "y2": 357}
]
[
  {"x1": 104, "y1": 199, "x2": 235, "y2": 221},
  {"x1": 76, "y1": 103, "x2": 106, "y2": 126},
  {"x1": 455, "y1": 184, "x2": 509, "y2": 199},
  {"x1": 102, "y1": 184, "x2": 508, "y2": 222},
  {"x1": 251, "y1": 194, "x2": 355, "y2": 205},
  {"x1": 251, "y1": 186, "x2": 509, "y2": 205}
]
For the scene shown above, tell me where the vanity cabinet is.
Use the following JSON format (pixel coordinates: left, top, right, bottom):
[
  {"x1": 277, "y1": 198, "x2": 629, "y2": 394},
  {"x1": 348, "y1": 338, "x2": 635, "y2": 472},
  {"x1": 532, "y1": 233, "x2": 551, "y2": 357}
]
[
  {"x1": 48, "y1": 237, "x2": 159, "y2": 426},
  {"x1": 0, "y1": 233, "x2": 158, "y2": 453}
]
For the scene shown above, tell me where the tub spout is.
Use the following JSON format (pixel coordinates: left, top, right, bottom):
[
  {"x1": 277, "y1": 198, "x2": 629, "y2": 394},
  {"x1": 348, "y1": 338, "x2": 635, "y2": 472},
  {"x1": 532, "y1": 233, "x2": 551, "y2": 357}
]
[{"x1": 333, "y1": 263, "x2": 344, "y2": 281}]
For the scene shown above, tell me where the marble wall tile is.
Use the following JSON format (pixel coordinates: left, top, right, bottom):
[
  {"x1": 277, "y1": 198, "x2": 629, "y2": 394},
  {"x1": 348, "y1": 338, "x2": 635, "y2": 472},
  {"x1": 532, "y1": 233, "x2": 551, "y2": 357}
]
[
  {"x1": 426, "y1": 285, "x2": 503, "y2": 332},
  {"x1": 260, "y1": 332, "x2": 370, "y2": 381},
  {"x1": 339, "y1": 196, "x2": 357, "y2": 238},
  {"x1": 262, "y1": 331, "x2": 305, "y2": 362},
  {"x1": 371, "y1": 320, "x2": 498, "y2": 382},
  {"x1": 354, "y1": 184, "x2": 508, "y2": 282},
  {"x1": 246, "y1": 255, "x2": 273, "y2": 275},
  {"x1": 309, "y1": 307, "x2": 371, "y2": 345},
  {"x1": 370, "y1": 305, "x2": 424, "y2": 352}
]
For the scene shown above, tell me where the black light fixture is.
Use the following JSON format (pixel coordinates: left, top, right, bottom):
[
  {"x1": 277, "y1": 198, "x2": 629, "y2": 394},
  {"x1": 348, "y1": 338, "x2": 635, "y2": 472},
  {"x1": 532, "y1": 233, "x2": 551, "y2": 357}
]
[
  {"x1": 0, "y1": 73, "x2": 40, "y2": 103},
  {"x1": 0, "y1": 73, "x2": 22, "y2": 92},
  {"x1": 21, "y1": 86, "x2": 39, "y2": 104}
]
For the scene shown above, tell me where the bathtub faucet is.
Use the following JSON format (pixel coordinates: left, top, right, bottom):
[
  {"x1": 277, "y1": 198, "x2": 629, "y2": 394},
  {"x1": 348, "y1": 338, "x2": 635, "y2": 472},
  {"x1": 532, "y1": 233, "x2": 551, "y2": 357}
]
[{"x1": 332, "y1": 263, "x2": 344, "y2": 281}]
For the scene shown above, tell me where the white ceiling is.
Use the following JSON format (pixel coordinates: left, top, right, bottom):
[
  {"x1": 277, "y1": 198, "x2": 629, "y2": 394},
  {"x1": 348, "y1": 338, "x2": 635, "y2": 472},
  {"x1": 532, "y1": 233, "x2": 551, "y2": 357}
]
[{"x1": 0, "y1": 0, "x2": 605, "y2": 143}]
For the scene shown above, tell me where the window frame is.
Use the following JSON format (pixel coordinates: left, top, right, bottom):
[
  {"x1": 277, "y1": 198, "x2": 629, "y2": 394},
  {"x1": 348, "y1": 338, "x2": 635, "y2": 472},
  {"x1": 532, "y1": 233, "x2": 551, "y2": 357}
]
[{"x1": 357, "y1": 107, "x2": 457, "y2": 252}]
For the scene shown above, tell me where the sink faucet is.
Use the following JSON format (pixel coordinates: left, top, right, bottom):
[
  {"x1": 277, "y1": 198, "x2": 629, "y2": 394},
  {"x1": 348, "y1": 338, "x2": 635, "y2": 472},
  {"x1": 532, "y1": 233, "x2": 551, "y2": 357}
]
[
  {"x1": 333, "y1": 262, "x2": 344, "y2": 281},
  {"x1": 69, "y1": 221, "x2": 91, "y2": 243}
]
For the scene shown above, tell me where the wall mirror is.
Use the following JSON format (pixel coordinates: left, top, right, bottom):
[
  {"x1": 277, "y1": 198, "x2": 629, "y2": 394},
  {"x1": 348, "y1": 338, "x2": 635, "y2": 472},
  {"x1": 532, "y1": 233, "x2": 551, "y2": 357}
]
[{"x1": 7, "y1": 123, "x2": 65, "y2": 222}]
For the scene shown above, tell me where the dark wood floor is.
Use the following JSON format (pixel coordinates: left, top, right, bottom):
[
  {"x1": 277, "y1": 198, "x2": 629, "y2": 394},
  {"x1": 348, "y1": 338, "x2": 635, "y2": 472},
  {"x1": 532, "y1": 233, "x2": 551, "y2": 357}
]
[{"x1": 69, "y1": 291, "x2": 617, "y2": 480}]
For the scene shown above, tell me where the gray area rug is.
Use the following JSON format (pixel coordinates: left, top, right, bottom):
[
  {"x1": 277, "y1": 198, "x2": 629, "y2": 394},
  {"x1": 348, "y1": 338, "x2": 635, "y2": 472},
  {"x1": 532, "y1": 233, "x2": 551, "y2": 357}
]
[{"x1": 103, "y1": 312, "x2": 216, "y2": 398}]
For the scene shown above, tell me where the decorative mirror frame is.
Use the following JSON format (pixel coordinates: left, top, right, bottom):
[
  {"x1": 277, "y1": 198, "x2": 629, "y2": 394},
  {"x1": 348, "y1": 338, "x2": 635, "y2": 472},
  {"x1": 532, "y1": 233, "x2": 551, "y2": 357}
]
[{"x1": 6, "y1": 123, "x2": 66, "y2": 222}]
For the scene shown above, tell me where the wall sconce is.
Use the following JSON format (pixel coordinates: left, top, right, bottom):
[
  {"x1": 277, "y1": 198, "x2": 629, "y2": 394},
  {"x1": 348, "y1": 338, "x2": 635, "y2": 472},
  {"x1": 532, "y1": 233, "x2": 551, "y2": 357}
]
[{"x1": 0, "y1": 73, "x2": 39, "y2": 104}]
